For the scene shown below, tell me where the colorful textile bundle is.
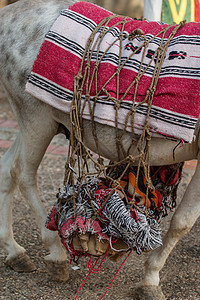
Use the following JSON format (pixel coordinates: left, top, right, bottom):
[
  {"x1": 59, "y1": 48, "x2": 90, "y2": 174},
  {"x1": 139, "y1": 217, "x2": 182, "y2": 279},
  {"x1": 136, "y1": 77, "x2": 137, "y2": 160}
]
[
  {"x1": 46, "y1": 176, "x2": 162, "y2": 256},
  {"x1": 26, "y1": 1, "x2": 200, "y2": 142},
  {"x1": 150, "y1": 163, "x2": 183, "y2": 216},
  {"x1": 46, "y1": 164, "x2": 182, "y2": 257}
]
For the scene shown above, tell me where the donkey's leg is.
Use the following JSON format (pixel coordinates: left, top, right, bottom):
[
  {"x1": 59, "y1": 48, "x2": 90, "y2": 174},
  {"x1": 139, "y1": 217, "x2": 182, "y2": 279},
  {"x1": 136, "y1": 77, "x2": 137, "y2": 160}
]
[
  {"x1": 0, "y1": 135, "x2": 36, "y2": 272},
  {"x1": 136, "y1": 160, "x2": 200, "y2": 299},
  {"x1": 16, "y1": 121, "x2": 68, "y2": 281},
  {"x1": 0, "y1": 114, "x2": 68, "y2": 281}
]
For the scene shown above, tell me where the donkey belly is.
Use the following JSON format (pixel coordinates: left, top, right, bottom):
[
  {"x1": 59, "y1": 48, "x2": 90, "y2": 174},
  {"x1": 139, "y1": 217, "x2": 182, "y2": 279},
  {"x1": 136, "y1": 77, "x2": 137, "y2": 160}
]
[
  {"x1": 53, "y1": 110, "x2": 198, "y2": 165},
  {"x1": 84, "y1": 121, "x2": 198, "y2": 165}
]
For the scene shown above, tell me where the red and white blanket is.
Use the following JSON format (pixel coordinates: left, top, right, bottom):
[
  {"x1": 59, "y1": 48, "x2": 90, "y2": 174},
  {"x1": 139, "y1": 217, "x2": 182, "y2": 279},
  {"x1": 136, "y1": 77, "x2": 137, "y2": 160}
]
[{"x1": 25, "y1": 1, "x2": 200, "y2": 142}]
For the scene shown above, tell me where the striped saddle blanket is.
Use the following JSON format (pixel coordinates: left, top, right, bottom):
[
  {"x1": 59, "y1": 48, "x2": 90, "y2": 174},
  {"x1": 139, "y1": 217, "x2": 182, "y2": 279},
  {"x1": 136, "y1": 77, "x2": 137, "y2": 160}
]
[{"x1": 25, "y1": 1, "x2": 200, "y2": 142}]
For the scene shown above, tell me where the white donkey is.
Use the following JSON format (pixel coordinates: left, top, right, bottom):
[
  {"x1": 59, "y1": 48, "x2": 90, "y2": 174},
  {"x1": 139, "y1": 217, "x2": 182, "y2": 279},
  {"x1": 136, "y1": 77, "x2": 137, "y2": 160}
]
[{"x1": 0, "y1": 0, "x2": 199, "y2": 299}]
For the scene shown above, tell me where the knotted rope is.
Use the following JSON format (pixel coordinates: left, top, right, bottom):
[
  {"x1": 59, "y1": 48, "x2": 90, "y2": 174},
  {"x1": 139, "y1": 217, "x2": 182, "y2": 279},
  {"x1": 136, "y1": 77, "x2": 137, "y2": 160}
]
[{"x1": 64, "y1": 15, "x2": 186, "y2": 218}]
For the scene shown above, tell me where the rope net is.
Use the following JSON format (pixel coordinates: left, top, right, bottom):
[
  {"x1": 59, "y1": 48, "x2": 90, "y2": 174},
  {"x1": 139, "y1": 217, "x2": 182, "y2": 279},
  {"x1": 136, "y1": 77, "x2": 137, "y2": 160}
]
[
  {"x1": 64, "y1": 16, "x2": 184, "y2": 210},
  {"x1": 57, "y1": 16, "x2": 185, "y2": 256}
]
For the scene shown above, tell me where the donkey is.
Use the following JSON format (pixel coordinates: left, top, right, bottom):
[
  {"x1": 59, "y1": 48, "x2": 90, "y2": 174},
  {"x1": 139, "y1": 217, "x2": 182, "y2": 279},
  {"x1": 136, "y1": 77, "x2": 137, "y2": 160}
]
[{"x1": 0, "y1": 0, "x2": 199, "y2": 299}]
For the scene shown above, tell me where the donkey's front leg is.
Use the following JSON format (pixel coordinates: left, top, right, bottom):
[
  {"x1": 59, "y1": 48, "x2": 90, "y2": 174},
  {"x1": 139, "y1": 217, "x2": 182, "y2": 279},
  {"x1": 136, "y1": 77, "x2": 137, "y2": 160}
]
[
  {"x1": 135, "y1": 160, "x2": 200, "y2": 299},
  {"x1": 0, "y1": 106, "x2": 69, "y2": 281},
  {"x1": 15, "y1": 123, "x2": 69, "y2": 281},
  {"x1": 0, "y1": 135, "x2": 37, "y2": 273}
]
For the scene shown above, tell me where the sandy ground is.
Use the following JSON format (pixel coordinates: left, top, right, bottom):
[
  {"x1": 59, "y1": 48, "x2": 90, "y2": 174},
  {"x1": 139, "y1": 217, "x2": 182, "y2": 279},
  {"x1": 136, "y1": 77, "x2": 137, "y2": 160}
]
[{"x1": 0, "y1": 85, "x2": 199, "y2": 300}]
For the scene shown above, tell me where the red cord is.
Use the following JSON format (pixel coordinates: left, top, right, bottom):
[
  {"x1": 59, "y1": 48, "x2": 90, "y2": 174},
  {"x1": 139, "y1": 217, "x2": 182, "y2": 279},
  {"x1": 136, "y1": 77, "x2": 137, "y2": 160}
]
[
  {"x1": 88, "y1": 245, "x2": 110, "y2": 273},
  {"x1": 179, "y1": 138, "x2": 184, "y2": 148},
  {"x1": 99, "y1": 250, "x2": 132, "y2": 300},
  {"x1": 74, "y1": 256, "x2": 100, "y2": 300},
  {"x1": 74, "y1": 247, "x2": 132, "y2": 300}
]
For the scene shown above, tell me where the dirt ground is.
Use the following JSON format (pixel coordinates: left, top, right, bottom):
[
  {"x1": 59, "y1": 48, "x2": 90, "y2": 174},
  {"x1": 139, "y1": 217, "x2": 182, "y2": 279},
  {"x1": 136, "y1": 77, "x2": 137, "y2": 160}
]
[{"x1": 0, "y1": 83, "x2": 199, "y2": 300}]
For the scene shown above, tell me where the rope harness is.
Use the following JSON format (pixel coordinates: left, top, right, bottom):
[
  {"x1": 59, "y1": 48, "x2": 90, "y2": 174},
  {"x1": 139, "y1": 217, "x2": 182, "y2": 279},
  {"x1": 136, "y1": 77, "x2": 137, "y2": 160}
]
[{"x1": 64, "y1": 15, "x2": 186, "y2": 218}]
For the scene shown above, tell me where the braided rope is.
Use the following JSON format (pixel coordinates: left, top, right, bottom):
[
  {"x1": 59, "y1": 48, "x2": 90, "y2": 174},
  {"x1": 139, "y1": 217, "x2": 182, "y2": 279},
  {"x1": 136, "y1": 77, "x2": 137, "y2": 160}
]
[{"x1": 64, "y1": 15, "x2": 186, "y2": 218}]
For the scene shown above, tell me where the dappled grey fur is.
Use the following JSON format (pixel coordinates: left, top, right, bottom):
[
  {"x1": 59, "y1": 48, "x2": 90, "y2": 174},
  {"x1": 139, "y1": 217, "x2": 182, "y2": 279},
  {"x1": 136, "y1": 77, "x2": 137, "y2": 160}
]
[{"x1": 0, "y1": 0, "x2": 75, "y2": 116}]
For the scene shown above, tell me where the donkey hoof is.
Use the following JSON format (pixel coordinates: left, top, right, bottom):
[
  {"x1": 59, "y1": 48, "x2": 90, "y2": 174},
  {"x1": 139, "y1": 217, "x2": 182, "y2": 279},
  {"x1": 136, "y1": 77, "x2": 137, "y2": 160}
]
[
  {"x1": 44, "y1": 260, "x2": 69, "y2": 282},
  {"x1": 6, "y1": 252, "x2": 37, "y2": 273},
  {"x1": 134, "y1": 286, "x2": 165, "y2": 300}
]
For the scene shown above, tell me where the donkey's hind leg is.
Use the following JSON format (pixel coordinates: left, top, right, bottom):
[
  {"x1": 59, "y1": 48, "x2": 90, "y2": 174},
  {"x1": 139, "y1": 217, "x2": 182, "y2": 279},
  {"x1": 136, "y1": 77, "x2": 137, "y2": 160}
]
[
  {"x1": 136, "y1": 160, "x2": 200, "y2": 299},
  {"x1": 0, "y1": 113, "x2": 68, "y2": 281}
]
